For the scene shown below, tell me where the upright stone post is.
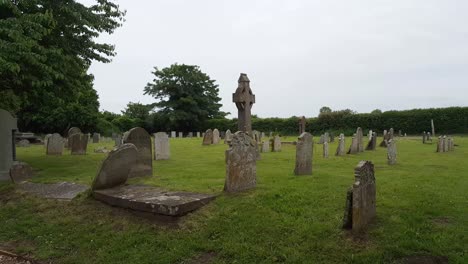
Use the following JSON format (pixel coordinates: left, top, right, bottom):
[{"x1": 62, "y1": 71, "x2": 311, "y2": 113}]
[
  {"x1": 431, "y1": 119, "x2": 435, "y2": 137},
  {"x1": 356, "y1": 127, "x2": 364, "y2": 152},
  {"x1": 422, "y1": 131, "x2": 426, "y2": 144},
  {"x1": 323, "y1": 141, "x2": 329, "y2": 158},
  {"x1": 0, "y1": 109, "x2": 18, "y2": 181},
  {"x1": 335, "y1": 134, "x2": 345, "y2": 156},
  {"x1": 294, "y1": 132, "x2": 313, "y2": 175},
  {"x1": 154, "y1": 132, "x2": 170, "y2": 160},
  {"x1": 298, "y1": 116, "x2": 306, "y2": 135},
  {"x1": 387, "y1": 139, "x2": 397, "y2": 165},
  {"x1": 233, "y1": 73, "x2": 255, "y2": 134}
]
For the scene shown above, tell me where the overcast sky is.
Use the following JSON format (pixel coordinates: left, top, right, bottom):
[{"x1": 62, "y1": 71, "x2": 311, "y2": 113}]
[{"x1": 85, "y1": 0, "x2": 468, "y2": 118}]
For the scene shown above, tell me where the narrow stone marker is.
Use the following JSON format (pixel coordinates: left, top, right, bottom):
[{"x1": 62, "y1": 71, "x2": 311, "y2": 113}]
[
  {"x1": 437, "y1": 136, "x2": 443, "y2": 153},
  {"x1": 122, "y1": 127, "x2": 153, "y2": 178},
  {"x1": 323, "y1": 141, "x2": 329, "y2": 158},
  {"x1": 171, "y1": 131, "x2": 176, "y2": 138},
  {"x1": 356, "y1": 127, "x2": 364, "y2": 152},
  {"x1": 422, "y1": 131, "x2": 427, "y2": 144},
  {"x1": 342, "y1": 161, "x2": 376, "y2": 232},
  {"x1": 387, "y1": 139, "x2": 397, "y2": 165},
  {"x1": 261, "y1": 141, "x2": 270, "y2": 153},
  {"x1": 202, "y1": 129, "x2": 213, "y2": 145},
  {"x1": 224, "y1": 132, "x2": 257, "y2": 192},
  {"x1": 212, "y1": 129, "x2": 220, "y2": 144},
  {"x1": 366, "y1": 132, "x2": 377, "y2": 151},
  {"x1": 46, "y1": 133, "x2": 64, "y2": 155},
  {"x1": 294, "y1": 132, "x2": 313, "y2": 175},
  {"x1": 154, "y1": 132, "x2": 170, "y2": 160},
  {"x1": 178, "y1": 132, "x2": 183, "y2": 138},
  {"x1": 347, "y1": 134, "x2": 358, "y2": 154},
  {"x1": 224, "y1": 129, "x2": 233, "y2": 144},
  {"x1": 298, "y1": 116, "x2": 306, "y2": 134},
  {"x1": 335, "y1": 134, "x2": 345, "y2": 156},
  {"x1": 92, "y1": 133, "x2": 100, "y2": 143},
  {"x1": 70, "y1": 133, "x2": 88, "y2": 155},
  {"x1": 272, "y1": 135, "x2": 282, "y2": 152}
]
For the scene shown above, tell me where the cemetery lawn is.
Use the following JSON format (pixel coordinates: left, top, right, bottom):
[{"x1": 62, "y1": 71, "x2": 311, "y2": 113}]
[{"x1": 1, "y1": 136, "x2": 467, "y2": 263}]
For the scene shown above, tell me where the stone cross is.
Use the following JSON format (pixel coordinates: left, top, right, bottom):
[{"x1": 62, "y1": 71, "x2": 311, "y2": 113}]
[{"x1": 233, "y1": 73, "x2": 255, "y2": 133}]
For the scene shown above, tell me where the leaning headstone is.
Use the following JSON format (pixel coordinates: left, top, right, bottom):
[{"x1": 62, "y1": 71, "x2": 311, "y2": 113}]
[
  {"x1": 9, "y1": 161, "x2": 33, "y2": 183},
  {"x1": 365, "y1": 132, "x2": 377, "y2": 151},
  {"x1": 92, "y1": 133, "x2": 100, "y2": 143},
  {"x1": 342, "y1": 161, "x2": 376, "y2": 232},
  {"x1": 0, "y1": 109, "x2": 18, "y2": 181},
  {"x1": 122, "y1": 127, "x2": 153, "y2": 178},
  {"x1": 294, "y1": 132, "x2": 313, "y2": 175},
  {"x1": 212, "y1": 129, "x2": 220, "y2": 144},
  {"x1": 46, "y1": 133, "x2": 64, "y2": 155},
  {"x1": 70, "y1": 133, "x2": 88, "y2": 155},
  {"x1": 387, "y1": 139, "x2": 397, "y2": 165},
  {"x1": 323, "y1": 141, "x2": 329, "y2": 158},
  {"x1": 224, "y1": 132, "x2": 257, "y2": 192},
  {"x1": 233, "y1": 73, "x2": 255, "y2": 134},
  {"x1": 17, "y1": 139, "x2": 30, "y2": 147},
  {"x1": 272, "y1": 136, "x2": 281, "y2": 152},
  {"x1": 335, "y1": 134, "x2": 345, "y2": 156},
  {"x1": 224, "y1": 129, "x2": 233, "y2": 144},
  {"x1": 178, "y1": 132, "x2": 183, "y2": 138},
  {"x1": 261, "y1": 141, "x2": 270, "y2": 153},
  {"x1": 154, "y1": 132, "x2": 170, "y2": 160},
  {"x1": 171, "y1": 131, "x2": 176, "y2": 138},
  {"x1": 92, "y1": 143, "x2": 138, "y2": 190},
  {"x1": 356, "y1": 127, "x2": 364, "y2": 152},
  {"x1": 347, "y1": 134, "x2": 358, "y2": 154},
  {"x1": 202, "y1": 129, "x2": 213, "y2": 145}
]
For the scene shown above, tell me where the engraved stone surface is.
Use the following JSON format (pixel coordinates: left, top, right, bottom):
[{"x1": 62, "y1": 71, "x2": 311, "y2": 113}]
[
  {"x1": 70, "y1": 133, "x2": 88, "y2": 155},
  {"x1": 233, "y1": 73, "x2": 255, "y2": 133},
  {"x1": 294, "y1": 133, "x2": 313, "y2": 175},
  {"x1": 202, "y1": 129, "x2": 213, "y2": 145},
  {"x1": 387, "y1": 139, "x2": 397, "y2": 165},
  {"x1": 272, "y1": 136, "x2": 282, "y2": 152},
  {"x1": 122, "y1": 127, "x2": 153, "y2": 178},
  {"x1": 335, "y1": 134, "x2": 345, "y2": 156},
  {"x1": 154, "y1": 132, "x2": 170, "y2": 160},
  {"x1": 224, "y1": 132, "x2": 257, "y2": 192},
  {"x1": 46, "y1": 133, "x2": 64, "y2": 155},
  {"x1": 212, "y1": 129, "x2": 220, "y2": 144}
]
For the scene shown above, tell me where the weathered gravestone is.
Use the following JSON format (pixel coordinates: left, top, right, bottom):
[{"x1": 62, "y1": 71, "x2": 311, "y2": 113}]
[
  {"x1": 443, "y1": 136, "x2": 448, "y2": 152},
  {"x1": 44, "y1": 134, "x2": 52, "y2": 149},
  {"x1": 261, "y1": 141, "x2": 270, "y2": 153},
  {"x1": 323, "y1": 141, "x2": 329, "y2": 158},
  {"x1": 67, "y1": 127, "x2": 81, "y2": 148},
  {"x1": 114, "y1": 134, "x2": 122, "y2": 147},
  {"x1": 70, "y1": 133, "x2": 88, "y2": 155},
  {"x1": 252, "y1": 130, "x2": 261, "y2": 143},
  {"x1": 366, "y1": 132, "x2": 377, "y2": 151},
  {"x1": 0, "y1": 109, "x2": 17, "y2": 181},
  {"x1": 92, "y1": 133, "x2": 100, "y2": 143},
  {"x1": 294, "y1": 132, "x2": 313, "y2": 175},
  {"x1": 212, "y1": 129, "x2": 220, "y2": 144},
  {"x1": 196, "y1": 132, "x2": 201, "y2": 138},
  {"x1": 436, "y1": 136, "x2": 443, "y2": 153},
  {"x1": 342, "y1": 161, "x2": 376, "y2": 232},
  {"x1": 171, "y1": 131, "x2": 176, "y2": 138},
  {"x1": 387, "y1": 139, "x2": 397, "y2": 165},
  {"x1": 178, "y1": 132, "x2": 183, "y2": 138},
  {"x1": 298, "y1": 116, "x2": 306, "y2": 134},
  {"x1": 188, "y1": 132, "x2": 193, "y2": 138},
  {"x1": 233, "y1": 73, "x2": 255, "y2": 133},
  {"x1": 9, "y1": 161, "x2": 33, "y2": 183},
  {"x1": 422, "y1": 131, "x2": 427, "y2": 144},
  {"x1": 224, "y1": 129, "x2": 233, "y2": 144},
  {"x1": 347, "y1": 134, "x2": 358, "y2": 154},
  {"x1": 356, "y1": 127, "x2": 364, "y2": 152},
  {"x1": 46, "y1": 133, "x2": 64, "y2": 155},
  {"x1": 202, "y1": 129, "x2": 213, "y2": 145},
  {"x1": 224, "y1": 132, "x2": 257, "y2": 192},
  {"x1": 17, "y1": 139, "x2": 30, "y2": 147},
  {"x1": 220, "y1": 131, "x2": 225, "y2": 139},
  {"x1": 272, "y1": 136, "x2": 282, "y2": 152},
  {"x1": 335, "y1": 134, "x2": 345, "y2": 156},
  {"x1": 123, "y1": 127, "x2": 153, "y2": 177},
  {"x1": 154, "y1": 132, "x2": 170, "y2": 160},
  {"x1": 431, "y1": 119, "x2": 436, "y2": 137}
]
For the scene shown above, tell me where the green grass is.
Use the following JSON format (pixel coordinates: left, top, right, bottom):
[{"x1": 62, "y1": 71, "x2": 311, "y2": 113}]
[{"x1": 0, "y1": 135, "x2": 467, "y2": 263}]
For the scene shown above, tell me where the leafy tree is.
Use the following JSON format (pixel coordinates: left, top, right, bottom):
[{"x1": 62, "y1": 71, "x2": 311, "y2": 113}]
[
  {"x1": 319, "y1": 106, "x2": 332, "y2": 114},
  {"x1": 0, "y1": 0, "x2": 125, "y2": 133},
  {"x1": 371, "y1": 109, "x2": 382, "y2": 114},
  {"x1": 122, "y1": 102, "x2": 152, "y2": 121},
  {"x1": 144, "y1": 64, "x2": 226, "y2": 132}
]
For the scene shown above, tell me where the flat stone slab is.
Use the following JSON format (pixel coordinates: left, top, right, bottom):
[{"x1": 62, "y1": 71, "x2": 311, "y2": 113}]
[
  {"x1": 93, "y1": 185, "x2": 216, "y2": 216},
  {"x1": 18, "y1": 182, "x2": 89, "y2": 200}
]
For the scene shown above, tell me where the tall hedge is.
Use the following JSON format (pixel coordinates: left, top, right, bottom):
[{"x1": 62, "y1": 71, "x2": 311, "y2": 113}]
[{"x1": 205, "y1": 107, "x2": 468, "y2": 136}]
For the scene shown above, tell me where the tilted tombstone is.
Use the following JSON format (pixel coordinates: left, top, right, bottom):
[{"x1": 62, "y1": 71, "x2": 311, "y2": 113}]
[
  {"x1": 224, "y1": 132, "x2": 257, "y2": 192},
  {"x1": 342, "y1": 161, "x2": 376, "y2": 232},
  {"x1": 323, "y1": 141, "x2": 329, "y2": 158},
  {"x1": 379, "y1": 130, "x2": 388, "y2": 147},
  {"x1": 122, "y1": 127, "x2": 153, "y2": 177},
  {"x1": 0, "y1": 109, "x2": 18, "y2": 181},
  {"x1": 47, "y1": 133, "x2": 64, "y2": 155},
  {"x1": 171, "y1": 131, "x2": 176, "y2": 138},
  {"x1": 212, "y1": 129, "x2": 220, "y2": 144},
  {"x1": 272, "y1": 135, "x2": 282, "y2": 152},
  {"x1": 335, "y1": 134, "x2": 345, "y2": 156},
  {"x1": 261, "y1": 141, "x2": 270, "y2": 153},
  {"x1": 356, "y1": 127, "x2": 364, "y2": 152},
  {"x1": 365, "y1": 132, "x2": 377, "y2": 151},
  {"x1": 154, "y1": 132, "x2": 170, "y2": 160},
  {"x1": 9, "y1": 161, "x2": 33, "y2": 183},
  {"x1": 92, "y1": 133, "x2": 100, "y2": 143},
  {"x1": 298, "y1": 116, "x2": 306, "y2": 135},
  {"x1": 233, "y1": 73, "x2": 255, "y2": 134},
  {"x1": 178, "y1": 132, "x2": 183, "y2": 138},
  {"x1": 91, "y1": 143, "x2": 138, "y2": 190},
  {"x1": 202, "y1": 129, "x2": 213, "y2": 145},
  {"x1": 347, "y1": 134, "x2": 358, "y2": 154},
  {"x1": 387, "y1": 139, "x2": 397, "y2": 165},
  {"x1": 224, "y1": 129, "x2": 233, "y2": 144},
  {"x1": 294, "y1": 132, "x2": 313, "y2": 175},
  {"x1": 70, "y1": 133, "x2": 88, "y2": 155}
]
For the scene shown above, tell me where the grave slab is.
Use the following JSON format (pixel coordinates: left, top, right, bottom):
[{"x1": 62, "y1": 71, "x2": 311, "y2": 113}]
[{"x1": 18, "y1": 182, "x2": 89, "y2": 200}]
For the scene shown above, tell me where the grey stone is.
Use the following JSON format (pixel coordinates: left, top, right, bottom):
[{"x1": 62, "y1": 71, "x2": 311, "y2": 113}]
[
  {"x1": 261, "y1": 132, "x2": 265, "y2": 138},
  {"x1": 342, "y1": 161, "x2": 376, "y2": 232},
  {"x1": 17, "y1": 139, "x2": 30, "y2": 147},
  {"x1": 335, "y1": 134, "x2": 346, "y2": 156},
  {"x1": 178, "y1": 132, "x2": 183, "y2": 138},
  {"x1": 294, "y1": 132, "x2": 313, "y2": 175},
  {"x1": 224, "y1": 129, "x2": 233, "y2": 144},
  {"x1": 212, "y1": 129, "x2": 220, "y2": 144},
  {"x1": 323, "y1": 141, "x2": 329, "y2": 158},
  {"x1": 154, "y1": 132, "x2": 170, "y2": 160},
  {"x1": 44, "y1": 134, "x2": 52, "y2": 149},
  {"x1": 366, "y1": 132, "x2": 377, "y2": 151},
  {"x1": 94, "y1": 147, "x2": 110, "y2": 153},
  {"x1": 114, "y1": 134, "x2": 122, "y2": 147},
  {"x1": 92, "y1": 133, "x2": 100, "y2": 143},
  {"x1": 436, "y1": 136, "x2": 443, "y2": 153},
  {"x1": 123, "y1": 127, "x2": 153, "y2": 178},
  {"x1": 422, "y1": 131, "x2": 427, "y2": 144},
  {"x1": 70, "y1": 133, "x2": 88, "y2": 155},
  {"x1": 347, "y1": 134, "x2": 358, "y2": 154},
  {"x1": 171, "y1": 131, "x2": 176, "y2": 138},
  {"x1": 233, "y1": 73, "x2": 255, "y2": 133},
  {"x1": 442, "y1": 136, "x2": 448, "y2": 152},
  {"x1": 224, "y1": 132, "x2": 257, "y2": 192},
  {"x1": 9, "y1": 161, "x2": 33, "y2": 183},
  {"x1": 188, "y1": 132, "x2": 193, "y2": 138},
  {"x1": 368, "y1": 130, "x2": 373, "y2": 141},
  {"x1": 0, "y1": 109, "x2": 17, "y2": 181},
  {"x1": 202, "y1": 129, "x2": 213, "y2": 145},
  {"x1": 272, "y1": 136, "x2": 281, "y2": 152},
  {"x1": 356, "y1": 127, "x2": 364, "y2": 152},
  {"x1": 92, "y1": 143, "x2": 138, "y2": 190},
  {"x1": 261, "y1": 141, "x2": 270, "y2": 153},
  {"x1": 298, "y1": 116, "x2": 306, "y2": 134},
  {"x1": 196, "y1": 132, "x2": 201, "y2": 138},
  {"x1": 318, "y1": 134, "x2": 325, "y2": 144},
  {"x1": 387, "y1": 139, "x2": 397, "y2": 165},
  {"x1": 67, "y1": 127, "x2": 81, "y2": 137},
  {"x1": 431, "y1": 119, "x2": 435, "y2": 137},
  {"x1": 46, "y1": 133, "x2": 64, "y2": 155},
  {"x1": 19, "y1": 181, "x2": 89, "y2": 200}
]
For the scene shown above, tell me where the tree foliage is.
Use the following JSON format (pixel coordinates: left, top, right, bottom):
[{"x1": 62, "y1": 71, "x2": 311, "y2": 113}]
[
  {"x1": 0, "y1": 0, "x2": 125, "y2": 133},
  {"x1": 144, "y1": 64, "x2": 226, "y2": 132}
]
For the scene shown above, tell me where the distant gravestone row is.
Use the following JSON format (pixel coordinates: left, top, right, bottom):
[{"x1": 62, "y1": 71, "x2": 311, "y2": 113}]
[{"x1": 437, "y1": 136, "x2": 455, "y2": 153}]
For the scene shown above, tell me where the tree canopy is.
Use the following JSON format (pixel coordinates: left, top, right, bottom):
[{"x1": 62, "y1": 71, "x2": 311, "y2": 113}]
[
  {"x1": 144, "y1": 64, "x2": 226, "y2": 132},
  {"x1": 0, "y1": 0, "x2": 125, "y2": 133}
]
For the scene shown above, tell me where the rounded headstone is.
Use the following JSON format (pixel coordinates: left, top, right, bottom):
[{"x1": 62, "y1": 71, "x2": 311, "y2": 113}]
[{"x1": 123, "y1": 127, "x2": 153, "y2": 177}]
